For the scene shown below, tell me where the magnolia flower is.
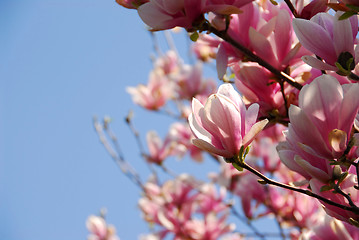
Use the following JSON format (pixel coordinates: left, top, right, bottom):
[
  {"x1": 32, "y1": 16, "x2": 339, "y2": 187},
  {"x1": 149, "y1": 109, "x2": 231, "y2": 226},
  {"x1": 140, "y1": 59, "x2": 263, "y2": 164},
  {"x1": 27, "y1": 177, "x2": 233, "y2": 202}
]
[
  {"x1": 292, "y1": 0, "x2": 328, "y2": 20},
  {"x1": 154, "y1": 50, "x2": 179, "y2": 75},
  {"x1": 126, "y1": 69, "x2": 173, "y2": 110},
  {"x1": 172, "y1": 63, "x2": 216, "y2": 100},
  {"x1": 188, "y1": 83, "x2": 268, "y2": 159},
  {"x1": 137, "y1": 0, "x2": 206, "y2": 31},
  {"x1": 145, "y1": 131, "x2": 174, "y2": 164},
  {"x1": 293, "y1": 11, "x2": 358, "y2": 72},
  {"x1": 300, "y1": 213, "x2": 359, "y2": 240},
  {"x1": 86, "y1": 215, "x2": 120, "y2": 240},
  {"x1": 277, "y1": 75, "x2": 359, "y2": 181}
]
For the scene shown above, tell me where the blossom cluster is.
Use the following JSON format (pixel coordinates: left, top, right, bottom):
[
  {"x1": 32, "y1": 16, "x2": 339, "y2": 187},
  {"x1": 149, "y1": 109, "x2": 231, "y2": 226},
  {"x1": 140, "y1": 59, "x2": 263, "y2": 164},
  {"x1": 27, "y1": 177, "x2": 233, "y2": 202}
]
[{"x1": 90, "y1": 0, "x2": 359, "y2": 239}]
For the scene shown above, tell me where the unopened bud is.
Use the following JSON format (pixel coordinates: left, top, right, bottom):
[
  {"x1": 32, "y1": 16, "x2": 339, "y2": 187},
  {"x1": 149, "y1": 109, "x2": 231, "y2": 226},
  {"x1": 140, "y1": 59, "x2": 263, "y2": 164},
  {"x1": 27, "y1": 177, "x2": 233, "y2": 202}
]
[{"x1": 332, "y1": 165, "x2": 342, "y2": 180}]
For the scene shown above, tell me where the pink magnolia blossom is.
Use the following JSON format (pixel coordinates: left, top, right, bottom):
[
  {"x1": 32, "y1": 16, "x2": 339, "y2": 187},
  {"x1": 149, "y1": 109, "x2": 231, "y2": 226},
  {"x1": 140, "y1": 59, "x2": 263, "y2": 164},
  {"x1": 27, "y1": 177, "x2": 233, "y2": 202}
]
[
  {"x1": 145, "y1": 130, "x2": 175, "y2": 164},
  {"x1": 300, "y1": 214, "x2": 359, "y2": 240},
  {"x1": 172, "y1": 63, "x2": 216, "y2": 100},
  {"x1": 233, "y1": 172, "x2": 267, "y2": 218},
  {"x1": 277, "y1": 75, "x2": 359, "y2": 181},
  {"x1": 154, "y1": 50, "x2": 179, "y2": 75},
  {"x1": 267, "y1": 182, "x2": 320, "y2": 228},
  {"x1": 191, "y1": 34, "x2": 220, "y2": 62},
  {"x1": 137, "y1": 0, "x2": 206, "y2": 31},
  {"x1": 86, "y1": 215, "x2": 120, "y2": 240},
  {"x1": 215, "y1": 3, "x2": 260, "y2": 78},
  {"x1": 168, "y1": 122, "x2": 204, "y2": 162},
  {"x1": 233, "y1": 63, "x2": 288, "y2": 117},
  {"x1": 139, "y1": 175, "x2": 234, "y2": 239},
  {"x1": 127, "y1": 69, "x2": 173, "y2": 110},
  {"x1": 138, "y1": 175, "x2": 197, "y2": 238},
  {"x1": 183, "y1": 213, "x2": 235, "y2": 240},
  {"x1": 292, "y1": 0, "x2": 328, "y2": 20},
  {"x1": 188, "y1": 83, "x2": 268, "y2": 159},
  {"x1": 293, "y1": 11, "x2": 358, "y2": 72}
]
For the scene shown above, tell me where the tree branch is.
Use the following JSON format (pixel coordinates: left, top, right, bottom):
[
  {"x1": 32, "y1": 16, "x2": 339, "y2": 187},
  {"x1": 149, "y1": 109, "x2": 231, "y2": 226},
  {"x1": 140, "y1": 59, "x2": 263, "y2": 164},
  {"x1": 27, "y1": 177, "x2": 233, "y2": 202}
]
[
  {"x1": 201, "y1": 22, "x2": 303, "y2": 90},
  {"x1": 231, "y1": 158, "x2": 359, "y2": 214}
]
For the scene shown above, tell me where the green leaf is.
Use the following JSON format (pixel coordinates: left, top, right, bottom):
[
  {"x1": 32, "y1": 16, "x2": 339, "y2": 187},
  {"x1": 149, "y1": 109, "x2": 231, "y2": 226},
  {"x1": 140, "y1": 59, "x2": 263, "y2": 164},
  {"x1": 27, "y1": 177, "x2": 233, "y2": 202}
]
[
  {"x1": 242, "y1": 146, "x2": 250, "y2": 162},
  {"x1": 232, "y1": 162, "x2": 243, "y2": 172},
  {"x1": 320, "y1": 185, "x2": 333, "y2": 192},
  {"x1": 346, "y1": 57, "x2": 354, "y2": 71},
  {"x1": 339, "y1": 11, "x2": 356, "y2": 20},
  {"x1": 335, "y1": 62, "x2": 350, "y2": 76},
  {"x1": 338, "y1": 172, "x2": 349, "y2": 184},
  {"x1": 269, "y1": 0, "x2": 278, "y2": 5},
  {"x1": 228, "y1": 73, "x2": 235, "y2": 80},
  {"x1": 190, "y1": 32, "x2": 199, "y2": 42},
  {"x1": 347, "y1": 4, "x2": 359, "y2": 12}
]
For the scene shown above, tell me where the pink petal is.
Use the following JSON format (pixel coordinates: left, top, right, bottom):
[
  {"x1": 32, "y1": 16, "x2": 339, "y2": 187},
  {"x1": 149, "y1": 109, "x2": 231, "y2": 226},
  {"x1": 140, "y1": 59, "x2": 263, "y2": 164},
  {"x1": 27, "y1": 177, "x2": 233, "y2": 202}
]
[
  {"x1": 339, "y1": 83, "x2": 359, "y2": 134},
  {"x1": 242, "y1": 119, "x2": 268, "y2": 148},
  {"x1": 216, "y1": 43, "x2": 228, "y2": 80},
  {"x1": 274, "y1": 10, "x2": 292, "y2": 63},
  {"x1": 217, "y1": 83, "x2": 246, "y2": 115},
  {"x1": 277, "y1": 148, "x2": 312, "y2": 179},
  {"x1": 138, "y1": 2, "x2": 173, "y2": 30},
  {"x1": 333, "y1": 12, "x2": 355, "y2": 56},
  {"x1": 294, "y1": 155, "x2": 331, "y2": 182},
  {"x1": 289, "y1": 105, "x2": 332, "y2": 158},
  {"x1": 301, "y1": 55, "x2": 337, "y2": 71},
  {"x1": 293, "y1": 18, "x2": 337, "y2": 64},
  {"x1": 244, "y1": 103, "x2": 260, "y2": 134},
  {"x1": 206, "y1": 94, "x2": 242, "y2": 154},
  {"x1": 249, "y1": 27, "x2": 277, "y2": 66},
  {"x1": 192, "y1": 138, "x2": 232, "y2": 158},
  {"x1": 188, "y1": 113, "x2": 211, "y2": 142},
  {"x1": 299, "y1": 75, "x2": 343, "y2": 138}
]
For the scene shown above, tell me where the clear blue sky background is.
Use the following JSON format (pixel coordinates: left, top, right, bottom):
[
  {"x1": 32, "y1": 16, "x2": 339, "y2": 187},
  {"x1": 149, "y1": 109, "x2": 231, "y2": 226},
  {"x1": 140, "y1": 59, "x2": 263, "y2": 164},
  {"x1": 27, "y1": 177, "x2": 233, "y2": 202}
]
[
  {"x1": 0, "y1": 1, "x2": 279, "y2": 239},
  {"x1": 0, "y1": 0, "x2": 161, "y2": 239}
]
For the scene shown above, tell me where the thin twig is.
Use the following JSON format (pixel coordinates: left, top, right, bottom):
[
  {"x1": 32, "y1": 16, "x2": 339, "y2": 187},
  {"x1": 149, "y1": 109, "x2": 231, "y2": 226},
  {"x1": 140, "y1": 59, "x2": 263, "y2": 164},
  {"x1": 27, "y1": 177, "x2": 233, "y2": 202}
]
[
  {"x1": 279, "y1": 81, "x2": 289, "y2": 118},
  {"x1": 93, "y1": 116, "x2": 144, "y2": 189},
  {"x1": 333, "y1": 183, "x2": 358, "y2": 209},
  {"x1": 125, "y1": 112, "x2": 158, "y2": 178},
  {"x1": 230, "y1": 206, "x2": 266, "y2": 240},
  {"x1": 275, "y1": 215, "x2": 286, "y2": 240}
]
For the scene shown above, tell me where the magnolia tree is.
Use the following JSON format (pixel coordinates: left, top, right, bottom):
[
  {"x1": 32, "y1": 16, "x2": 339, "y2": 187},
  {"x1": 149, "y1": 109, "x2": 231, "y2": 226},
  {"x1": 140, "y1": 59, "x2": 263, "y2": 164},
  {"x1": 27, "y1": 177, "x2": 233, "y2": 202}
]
[{"x1": 87, "y1": 0, "x2": 359, "y2": 239}]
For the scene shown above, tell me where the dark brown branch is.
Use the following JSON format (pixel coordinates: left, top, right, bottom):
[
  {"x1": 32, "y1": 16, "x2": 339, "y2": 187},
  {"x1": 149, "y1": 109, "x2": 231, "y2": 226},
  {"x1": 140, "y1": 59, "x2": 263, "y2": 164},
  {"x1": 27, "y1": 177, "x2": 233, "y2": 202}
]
[{"x1": 283, "y1": 0, "x2": 299, "y2": 18}]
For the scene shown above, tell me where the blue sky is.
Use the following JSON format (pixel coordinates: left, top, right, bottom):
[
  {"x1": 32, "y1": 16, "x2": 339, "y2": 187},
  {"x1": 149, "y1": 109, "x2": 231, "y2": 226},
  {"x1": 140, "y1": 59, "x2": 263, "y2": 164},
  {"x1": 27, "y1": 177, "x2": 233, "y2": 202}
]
[
  {"x1": 0, "y1": 1, "x2": 158, "y2": 239},
  {"x1": 0, "y1": 1, "x2": 281, "y2": 239}
]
